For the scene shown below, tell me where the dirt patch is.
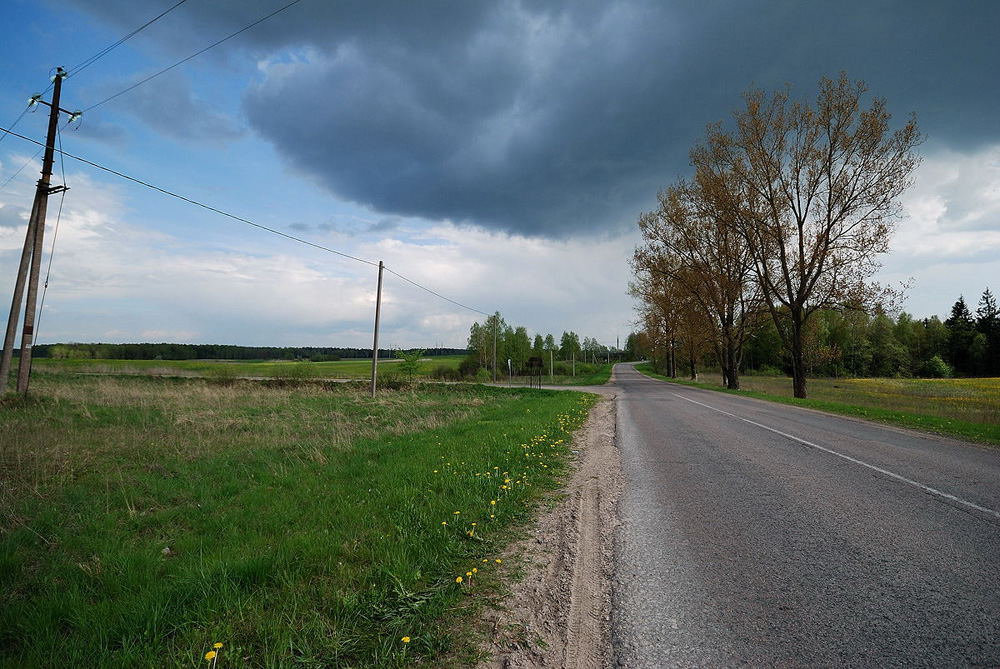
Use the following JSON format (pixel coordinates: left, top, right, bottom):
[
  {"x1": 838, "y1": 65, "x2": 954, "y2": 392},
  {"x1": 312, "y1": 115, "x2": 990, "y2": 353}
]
[{"x1": 479, "y1": 391, "x2": 620, "y2": 668}]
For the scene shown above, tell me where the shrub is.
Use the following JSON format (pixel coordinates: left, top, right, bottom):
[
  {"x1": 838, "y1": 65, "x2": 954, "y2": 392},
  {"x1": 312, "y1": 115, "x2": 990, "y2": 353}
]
[
  {"x1": 458, "y1": 356, "x2": 480, "y2": 378},
  {"x1": 431, "y1": 365, "x2": 460, "y2": 380},
  {"x1": 918, "y1": 355, "x2": 952, "y2": 379},
  {"x1": 475, "y1": 367, "x2": 492, "y2": 383}
]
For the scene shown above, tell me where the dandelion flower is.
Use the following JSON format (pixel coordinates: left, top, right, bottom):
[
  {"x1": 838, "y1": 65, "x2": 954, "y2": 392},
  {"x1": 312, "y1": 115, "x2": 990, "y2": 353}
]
[
  {"x1": 490, "y1": 500, "x2": 497, "y2": 505},
  {"x1": 456, "y1": 576, "x2": 463, "y2": 583},
  {"x1": 453, "y1": 511, "x2": 461, "y2": 515},
  {"x1": 495, "y1": 559, "x2": 503, "y2": 564},
  {"x1": 482, "y1": 559, "x2": 489, "y2": 563},
  {"x1": 472, "y1": 568, "x2": 478, "y2": 573},
  {"x1": 205, "y1": 651, "x2": 217, "y2": 661},
  {"x1": 441, "y1": 521, "x2": 448, "y2": 525},
  {"x1": 213, "y1": 643, "x2": 223, "y2": 649},
  {"x1": 401, "y1": 636, "x2": 411, "y2": 643}
]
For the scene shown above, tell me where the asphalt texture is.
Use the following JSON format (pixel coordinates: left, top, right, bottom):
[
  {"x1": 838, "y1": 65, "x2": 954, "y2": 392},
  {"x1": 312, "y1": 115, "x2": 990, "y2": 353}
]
[{"x1": 611, "y1": 363, "x2": 1000, "y2": 667}]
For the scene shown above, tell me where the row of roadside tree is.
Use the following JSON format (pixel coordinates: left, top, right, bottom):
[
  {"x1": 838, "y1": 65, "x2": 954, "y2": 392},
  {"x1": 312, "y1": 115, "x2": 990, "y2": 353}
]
[
  {"x1": 462, "y1": 312, "x2": 616, "y2": 379},
  {"x1": 631, "y1": 289, "x2": 999, "y2": 381},
  {"x1": 631, "y1": 73, "x2": 922, "y2": 398}
]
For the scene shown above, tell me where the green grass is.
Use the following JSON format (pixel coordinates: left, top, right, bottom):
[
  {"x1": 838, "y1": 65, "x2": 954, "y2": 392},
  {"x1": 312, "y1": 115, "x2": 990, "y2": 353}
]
[
  {"x1": 29, "y1": 355, "x2": 466, "y2": 381},
  {"x1": 1, "y1": 373, "x2": 596, "y2": 667},
  {"x1": 634, "y1": 363, "x2": 1000, "y2": 446},
  {"x1": 501, "y1": 364, "x2": 613, "y2": 387}
]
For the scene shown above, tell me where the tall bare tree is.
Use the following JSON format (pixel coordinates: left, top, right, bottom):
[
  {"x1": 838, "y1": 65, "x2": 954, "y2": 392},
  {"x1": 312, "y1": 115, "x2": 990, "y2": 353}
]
[
  {"x1": 634, "y1": 171, "x2": 761, "y2": 389},
  {"x1": 696, "y1": 73, "x2": 921, "y2": 397}
]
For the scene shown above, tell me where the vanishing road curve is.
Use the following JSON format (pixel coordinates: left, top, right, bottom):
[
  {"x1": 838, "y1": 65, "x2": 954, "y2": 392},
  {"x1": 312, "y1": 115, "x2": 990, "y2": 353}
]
[{"x1": 611, "y1": 363, "x2": 1000, "y2": 667}]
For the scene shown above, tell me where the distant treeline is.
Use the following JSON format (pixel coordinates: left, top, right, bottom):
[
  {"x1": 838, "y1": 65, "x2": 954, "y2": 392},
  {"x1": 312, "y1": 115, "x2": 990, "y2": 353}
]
[{"x1": 32, "y1": 343, "x2": 467, "y2": 361}]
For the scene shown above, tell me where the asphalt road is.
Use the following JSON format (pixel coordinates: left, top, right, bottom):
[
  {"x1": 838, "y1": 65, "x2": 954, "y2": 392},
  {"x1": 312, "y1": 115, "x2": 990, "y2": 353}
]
[{"x1": 611, "y1": 363, "x2": 1000, "y2": 667}]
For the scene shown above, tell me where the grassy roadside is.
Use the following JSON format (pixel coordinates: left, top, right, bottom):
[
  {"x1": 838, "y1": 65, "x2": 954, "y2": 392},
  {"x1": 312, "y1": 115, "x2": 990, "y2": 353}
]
[
  {"x1": 633, "y1": 363, "x2": 1000, "y2": 447},
  {"x1": 1, "y1": 374, "x2": 596, "y2": 667}
]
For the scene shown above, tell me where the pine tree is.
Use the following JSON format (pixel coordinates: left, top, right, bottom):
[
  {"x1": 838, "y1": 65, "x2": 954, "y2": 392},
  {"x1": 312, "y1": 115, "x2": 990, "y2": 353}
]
[
  {"x1": 976, "y1": 288, "x2": 1000, "y2": 375},
  {"x1": 945, "y1": 296, "x2": 976, "y2": 375}
]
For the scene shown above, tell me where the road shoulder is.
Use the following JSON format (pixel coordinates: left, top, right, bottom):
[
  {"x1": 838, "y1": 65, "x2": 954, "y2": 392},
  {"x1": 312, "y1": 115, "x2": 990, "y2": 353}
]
[{"x1": 478, "y1": 391, "x2": 620, "y2": 668}]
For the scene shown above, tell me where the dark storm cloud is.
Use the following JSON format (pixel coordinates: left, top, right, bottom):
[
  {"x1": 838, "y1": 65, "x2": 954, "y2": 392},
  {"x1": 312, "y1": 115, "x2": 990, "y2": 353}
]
[{"x1": 68, "y1": 0, "x2": 1000, "y2": 237}]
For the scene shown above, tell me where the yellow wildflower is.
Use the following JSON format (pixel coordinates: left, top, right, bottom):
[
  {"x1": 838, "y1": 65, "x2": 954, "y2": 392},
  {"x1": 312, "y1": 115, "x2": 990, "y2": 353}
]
[
  {"x1": 205, "y1": 651, "x2": 217, "y2": 661},
  {"x1": 401, "y1": 636, "x2": 411, "y2": 643},
  {"x1": 456, "y1": 576, "x2": 463, "y2": 583},
  {"x1": 213, "y1": 643, "x2": 223, "y2": 649}
]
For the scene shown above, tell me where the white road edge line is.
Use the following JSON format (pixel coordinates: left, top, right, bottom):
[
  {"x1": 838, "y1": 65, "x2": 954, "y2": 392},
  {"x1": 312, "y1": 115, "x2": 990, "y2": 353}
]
[{"x1": 671, "y1": 392, "x2": 1000, "y2": 521}]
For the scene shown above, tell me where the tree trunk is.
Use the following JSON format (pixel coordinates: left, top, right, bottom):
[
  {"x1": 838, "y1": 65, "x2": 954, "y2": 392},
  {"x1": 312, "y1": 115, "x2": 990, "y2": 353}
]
[
  {"x1": 669, "y1": 338, "x2": 677, "y2": 377},
  {"x1": 790, "y1": 315, "x2": 807, "y2": 398},
  {"x1": 716, "y1": 342, "x2": 729, "y2": 388},
  {"x1": 726, "y1": 338, "x2": 741, "y2": 390}
]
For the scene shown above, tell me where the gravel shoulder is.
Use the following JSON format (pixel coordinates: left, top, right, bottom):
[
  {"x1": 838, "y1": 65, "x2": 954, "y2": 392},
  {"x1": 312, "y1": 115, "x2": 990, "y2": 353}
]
[{"x1": 479, "y1": 388, "x2": 620, "y2": 668}]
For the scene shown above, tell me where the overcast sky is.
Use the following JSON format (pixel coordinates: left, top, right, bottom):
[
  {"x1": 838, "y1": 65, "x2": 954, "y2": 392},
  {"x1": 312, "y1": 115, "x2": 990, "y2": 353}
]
[{"x1": 1, "y1": 0, "x2": 998, "y2": 348}]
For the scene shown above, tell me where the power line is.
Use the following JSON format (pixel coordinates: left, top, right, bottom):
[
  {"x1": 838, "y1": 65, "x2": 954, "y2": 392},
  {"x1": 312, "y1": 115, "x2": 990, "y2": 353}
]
[
  {"x1": 1, "y1": 127, "x2": 496, "y2": 320},
  {"x1": 0, "y1": 104, "x2": 31, "y2": 146},
  {"x1": 68, "y1": 0, "x2": 192, "y2": 78},
  {"x1": 3, "y1": 0, "x2": 188, "y2": 149},
  {"x1": 383, "y1": 266, "x2": 490, "y2": 316},
  {"x1": 0, "y1": 120, "x2": 74, "y2": 193},
  {"x1": 83, "y1": 0, "x2": 306, "y2": 113},
  {"x1": 0, "y1": 124, "x2": 377, "y2": 267},
  {"x1": 0, "y1": 146, "x2": 42, "y2": 193}
]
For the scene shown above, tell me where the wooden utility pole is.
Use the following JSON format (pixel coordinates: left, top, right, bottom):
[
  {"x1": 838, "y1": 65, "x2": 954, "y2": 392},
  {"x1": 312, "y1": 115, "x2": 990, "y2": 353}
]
[
  {"x1": 1, "y1": 68, "x2": 70, "y2": 394},
  {"x1": 370, "y1": 260, "x2": 384, "y2": 398}
]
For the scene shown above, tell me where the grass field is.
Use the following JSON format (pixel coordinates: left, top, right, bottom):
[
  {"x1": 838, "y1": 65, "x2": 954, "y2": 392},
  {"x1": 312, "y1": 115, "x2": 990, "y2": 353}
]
[
  {"x1": 1, "y1": 373, "x2": 596, "y2": 667},
  {"x1": 495, "y1": 364, "x2": 613, "y2": 388},
  {"x1": 30, "y1": 355, "x2": 466, "y2": 380},
  {"x1": 635, "y1": 363, "x2": 1000, "y2": 446},
  {"x1": 28, "y1": 357, "x2": 614, "y2": 387}
]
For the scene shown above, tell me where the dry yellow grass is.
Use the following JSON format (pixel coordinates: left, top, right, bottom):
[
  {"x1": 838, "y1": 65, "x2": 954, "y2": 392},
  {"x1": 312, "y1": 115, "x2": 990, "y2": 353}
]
[{"x1": 735, "y1": 375, "x2": 1000, "y2": 425}]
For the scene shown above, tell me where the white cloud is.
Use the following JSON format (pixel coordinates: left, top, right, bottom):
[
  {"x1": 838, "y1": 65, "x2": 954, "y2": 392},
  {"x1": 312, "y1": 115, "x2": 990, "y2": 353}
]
[
  {"x1": 879, "y1": 143, "x2": 1000, "y2": 316},
  {"x1": 894, "y1": 144, "x2": 1000, "y2": 258},
  {"x1": 0, "y1": 168, "x2": 638, "y2": 347}
]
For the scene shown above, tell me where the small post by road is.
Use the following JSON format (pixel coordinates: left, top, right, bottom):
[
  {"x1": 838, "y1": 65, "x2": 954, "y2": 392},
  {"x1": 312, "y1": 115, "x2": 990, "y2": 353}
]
[{"x1": 370, "y1": 260, "x2": 384, "y2": 398}]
